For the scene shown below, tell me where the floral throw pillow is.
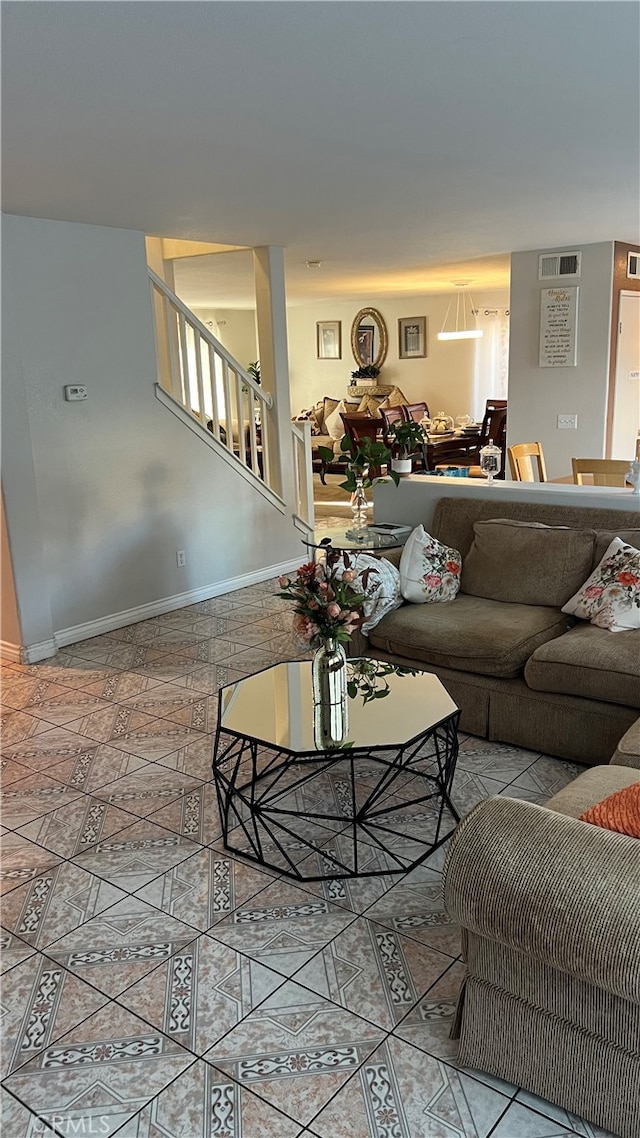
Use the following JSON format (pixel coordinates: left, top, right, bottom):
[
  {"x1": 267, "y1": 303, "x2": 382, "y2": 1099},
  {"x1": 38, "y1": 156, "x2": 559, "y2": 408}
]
[
  {"x1": 561, "y1": 538, "x2": 640, "y2": 632},
  {"x1": 399, "y1": 525, "x2": 462, "y2": 604}
]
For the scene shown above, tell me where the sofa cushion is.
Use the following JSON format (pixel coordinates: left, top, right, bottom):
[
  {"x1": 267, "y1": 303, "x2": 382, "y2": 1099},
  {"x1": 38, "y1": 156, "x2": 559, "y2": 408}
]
[
  {"x1": 325, "y1": 399, "x2": 354, "y2": 440},
  {"x1": 525, "y1": 623, "x2": 640, "y2": 709},
  {"x1": 545, "y1": 764, "x2": 640, "y2": 819},
  {"x1": 562, "y1": 537, "x2": 640, "y2": 632},
  {"x1": 369, "y1": 594, "x2": 572, "y2": 679},
  {"x1": 386, "y1": 386, "x2": 409, "y2": 408},
  {"x1": 358, "y1": 394, "x2": 386, "y2": 417},
  {"x1": 320, "y1": 396, "x2": 340, "y2": 432},
  {"x1": 460, "y1": 519, "x2": 595, "y2": 607},
  {"x1": 399, "y1": 525, "x2": 461, "y2": 603},
  {"x1": 579, "y1": 781, "x2": 640, "y2": 838}
]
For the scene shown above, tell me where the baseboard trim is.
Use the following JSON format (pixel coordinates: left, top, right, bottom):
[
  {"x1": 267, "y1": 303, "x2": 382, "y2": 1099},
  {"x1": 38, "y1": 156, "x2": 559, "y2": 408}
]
[
  {"x1": 0, "y1": 637, "x2": 58, "y2": 665},
  {"x1": 0, "y1": 639, "x2": 23, "y2": 663},
  {"x1": 53, "y1": 557, "x2": 303, "y2": 651}
]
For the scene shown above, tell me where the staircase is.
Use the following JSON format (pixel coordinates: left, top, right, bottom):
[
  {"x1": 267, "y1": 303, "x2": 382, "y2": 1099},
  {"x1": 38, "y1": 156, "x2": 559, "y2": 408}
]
[{"x1": 148, "y1": 268, "x2": 313, "y2": 532}]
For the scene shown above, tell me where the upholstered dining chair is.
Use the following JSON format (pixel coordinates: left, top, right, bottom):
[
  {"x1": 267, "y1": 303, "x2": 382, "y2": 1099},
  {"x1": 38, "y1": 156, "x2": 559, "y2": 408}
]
[
  {"x1": 508, "y1": 441, "x2": 547, "y2": 482},
  {"x1": 340, "y1": 412, "x2": 385, "y2": 477},
  {"x1": 571, "y1": 458, "x2": 632, "y2": 487}
]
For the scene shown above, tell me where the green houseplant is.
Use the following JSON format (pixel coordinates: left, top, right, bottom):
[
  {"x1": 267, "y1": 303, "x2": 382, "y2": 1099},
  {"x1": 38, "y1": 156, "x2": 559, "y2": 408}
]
[
  {"x1": 317, "y1": 434, "x2": 400, "y2": 494},
  {"x1": 390, "y1": 419, "x2": 426, "y2": 474}
]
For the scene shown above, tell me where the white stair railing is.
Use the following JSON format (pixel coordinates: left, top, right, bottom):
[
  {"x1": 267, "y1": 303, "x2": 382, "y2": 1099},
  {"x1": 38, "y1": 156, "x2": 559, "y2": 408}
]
[
  {"x1": 148, "y1": 267, "x2": 314, "y2": 532},
  {"x1": 148, "y1": 267, "x2": 272, "y2": 486}
]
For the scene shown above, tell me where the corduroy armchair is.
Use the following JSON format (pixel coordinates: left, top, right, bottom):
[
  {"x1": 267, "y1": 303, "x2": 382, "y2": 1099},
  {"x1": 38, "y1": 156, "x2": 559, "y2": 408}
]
[{"x1": 443, "y1": 768, "x2": 640, "y2": 1138}]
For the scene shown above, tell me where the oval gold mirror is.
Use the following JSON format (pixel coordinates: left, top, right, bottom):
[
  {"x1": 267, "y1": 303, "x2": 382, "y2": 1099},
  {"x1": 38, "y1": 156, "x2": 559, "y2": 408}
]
[{"x1": 350, "y1": 307, "x2": 388, "y2": 370}]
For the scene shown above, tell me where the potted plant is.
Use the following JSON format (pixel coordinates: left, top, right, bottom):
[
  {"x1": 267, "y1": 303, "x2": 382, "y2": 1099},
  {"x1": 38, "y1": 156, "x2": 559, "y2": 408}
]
[
  {"x1": 390, "y1": 419, "x2": 426, "y2": 475},
  {"x1": 317, "y1": 434, "x2": 400, "y2": 531},
  {"x1": 350, "y1": 364, "x2": 381, "y2": 388}
]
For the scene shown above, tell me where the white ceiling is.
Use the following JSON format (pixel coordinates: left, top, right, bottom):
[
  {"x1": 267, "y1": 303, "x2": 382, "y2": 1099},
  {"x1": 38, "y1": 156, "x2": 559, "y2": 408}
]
[{"x1": 3, "y1": 2, "x2": 639, "y2": 308}]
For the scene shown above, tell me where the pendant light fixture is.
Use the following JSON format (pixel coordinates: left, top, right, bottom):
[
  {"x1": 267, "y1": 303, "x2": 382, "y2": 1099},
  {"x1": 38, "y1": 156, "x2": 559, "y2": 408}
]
[{"x1": 437, "y1": 281, "x2": 483, "y2": 341}]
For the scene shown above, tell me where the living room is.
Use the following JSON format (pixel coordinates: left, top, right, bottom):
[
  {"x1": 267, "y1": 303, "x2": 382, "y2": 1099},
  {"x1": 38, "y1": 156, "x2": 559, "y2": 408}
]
[{"x1": 2, "y1": 4, "x2": 639, "y2": 1137}]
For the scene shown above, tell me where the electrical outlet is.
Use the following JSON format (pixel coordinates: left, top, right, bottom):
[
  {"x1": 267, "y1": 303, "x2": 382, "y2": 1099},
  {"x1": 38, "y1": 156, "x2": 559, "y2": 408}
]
[
  {"x1": 176, "y1": 550, "x2": 186, "y2": 567},
  {"x1": 64, "y1": 385, "x2": 88, "y2": 401},
  {"x1": 557, "y1": 414, "x2": 578, "y2": 430}
]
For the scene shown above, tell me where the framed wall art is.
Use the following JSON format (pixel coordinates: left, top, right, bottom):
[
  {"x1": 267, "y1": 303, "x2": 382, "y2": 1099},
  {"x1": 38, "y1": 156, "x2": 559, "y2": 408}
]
[
  {"x1": 398, "y1": 316, "x2": 427, "y2": 359},
  {"x1": 316, "y1": 321, "x2": 342, "y2": 360}
]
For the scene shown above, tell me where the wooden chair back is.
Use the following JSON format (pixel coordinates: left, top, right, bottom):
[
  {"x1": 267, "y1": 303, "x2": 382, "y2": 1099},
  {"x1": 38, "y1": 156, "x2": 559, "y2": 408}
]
[
  {"x1": 571, "y1": 458, "x2": 631, "y2": 487},
  {"x1": 379, "y1": 406, "x2": 404, "y2": 446},
  {"x1": 508, "y1": 441, "x2": 547, "y2": 482},
  {"x1": 340, "y1": 412, "x2": 383, "y2": 476},
  {"x1": 402, "y1": 402, "x2": 430, "y2": 423}
]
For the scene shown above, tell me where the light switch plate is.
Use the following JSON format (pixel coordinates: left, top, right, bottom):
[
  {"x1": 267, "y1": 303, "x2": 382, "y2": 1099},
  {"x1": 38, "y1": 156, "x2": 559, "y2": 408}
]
[
  {"x1": 557, "y1": 414, "x2": 578, "y2": 429},
  {"x1": 64, "y1": 385, "x2": 87, "y2": 401}
]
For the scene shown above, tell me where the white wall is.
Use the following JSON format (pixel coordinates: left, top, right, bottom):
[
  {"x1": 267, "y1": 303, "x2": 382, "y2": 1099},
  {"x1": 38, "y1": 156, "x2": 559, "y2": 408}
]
[
  {"x1": 193, "y1": 307, "x2": 258, "y2": 371},
  {"x1": 286, "y1": 291, "x2": 509, "y2": 418},
  {"x1": 1, "y1": 215, "x2": 301, "y2": 651},
  {"x1": 507, "y1": 242, "x2": 614, "y2": 480}
]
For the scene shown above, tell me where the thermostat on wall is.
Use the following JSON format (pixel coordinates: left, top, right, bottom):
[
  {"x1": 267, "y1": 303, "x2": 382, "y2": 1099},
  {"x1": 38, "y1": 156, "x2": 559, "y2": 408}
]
[{"x1": 64, "y1": 385, "x2": 88, "y2": 401}]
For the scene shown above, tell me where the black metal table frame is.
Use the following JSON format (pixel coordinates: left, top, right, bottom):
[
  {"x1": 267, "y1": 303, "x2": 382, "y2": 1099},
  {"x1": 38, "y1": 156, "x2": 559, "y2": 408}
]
[{"x1": 212, "y1": 699, "x2": 460, "y2": 882}]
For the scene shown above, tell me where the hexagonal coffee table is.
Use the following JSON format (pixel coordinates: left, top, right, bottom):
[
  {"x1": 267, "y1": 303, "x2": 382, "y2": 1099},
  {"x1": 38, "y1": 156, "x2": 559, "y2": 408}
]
[{"x1": 212, "y1": 659, "x2": 460, "y2": 881}]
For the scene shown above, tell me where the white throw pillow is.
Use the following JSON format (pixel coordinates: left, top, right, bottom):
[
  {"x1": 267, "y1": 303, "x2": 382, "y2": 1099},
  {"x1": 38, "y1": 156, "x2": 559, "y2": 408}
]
[
  {"x1": 325, "y1": 400, "x2": 349, "y2": 441},
  {"x1": 561, "y1": 537, "x2": 640, "y2": 632},
  {"x1": 334, "y1": 553, "x2": 403, "y2": 633},
  {"x1": 399, "y1": 525, "x2": 462, "y2": 604}
]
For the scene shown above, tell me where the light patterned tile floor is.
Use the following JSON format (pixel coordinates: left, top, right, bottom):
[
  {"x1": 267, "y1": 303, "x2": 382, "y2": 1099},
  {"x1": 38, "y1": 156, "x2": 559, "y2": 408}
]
[{"x1": 0, "y1": 576, "x2": 614, "y2": 1137}]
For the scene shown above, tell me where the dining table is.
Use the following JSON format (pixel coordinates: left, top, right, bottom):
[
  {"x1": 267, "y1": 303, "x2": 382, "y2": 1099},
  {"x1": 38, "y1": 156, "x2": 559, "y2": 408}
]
[{"x1": 418, "y1": 425, "x2": 482, "y2": 470}]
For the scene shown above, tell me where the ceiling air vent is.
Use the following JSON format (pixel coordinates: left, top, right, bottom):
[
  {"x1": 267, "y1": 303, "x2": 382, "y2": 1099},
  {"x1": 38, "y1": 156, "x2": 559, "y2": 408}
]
[
  {"x1": 627, "y1": 252, "x2": 640, "y2": 279},
  {"x1": 538, "y1": 252, "x2": 581, "y2": 279}
]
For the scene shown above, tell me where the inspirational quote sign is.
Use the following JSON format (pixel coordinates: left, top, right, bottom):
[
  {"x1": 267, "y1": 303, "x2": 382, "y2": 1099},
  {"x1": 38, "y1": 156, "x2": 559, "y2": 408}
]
[{"x1": 539, "y1": 287, "x2": 579, "y2": 368}]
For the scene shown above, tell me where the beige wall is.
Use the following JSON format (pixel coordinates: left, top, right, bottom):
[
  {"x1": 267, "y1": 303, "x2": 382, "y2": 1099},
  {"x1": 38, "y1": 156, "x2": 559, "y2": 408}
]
[{"x1": 285, "y1": 291, "x2": 509, "y2": 419}]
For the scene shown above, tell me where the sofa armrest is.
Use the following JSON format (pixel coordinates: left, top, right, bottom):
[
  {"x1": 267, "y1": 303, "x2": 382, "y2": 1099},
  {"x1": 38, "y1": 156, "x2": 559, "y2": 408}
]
[{"x1": 443, "y1": 796, "x2": 640, "y2": 1003}]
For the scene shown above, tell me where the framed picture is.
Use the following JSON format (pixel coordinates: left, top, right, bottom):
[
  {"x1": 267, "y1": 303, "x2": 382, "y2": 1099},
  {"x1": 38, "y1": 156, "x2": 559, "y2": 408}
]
[
  {"x1": 356, "y1": 324, "x2": 375, "y2": 367},
  {"x1": 316, "y1": 321, "x2": 342, "y2": 360},
  {"x1": 398, "y1": 316, "x2": 427, "y2": 359}
]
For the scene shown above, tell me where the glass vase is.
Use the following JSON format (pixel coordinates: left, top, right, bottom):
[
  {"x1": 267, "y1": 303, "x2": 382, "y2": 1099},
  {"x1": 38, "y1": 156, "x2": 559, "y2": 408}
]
[
  {"x1": 312, "y1": 637, "x2": 349, "y2": 749},
  {"x1": 350, "y1": 466, "x2": 370, "y2": 532}
]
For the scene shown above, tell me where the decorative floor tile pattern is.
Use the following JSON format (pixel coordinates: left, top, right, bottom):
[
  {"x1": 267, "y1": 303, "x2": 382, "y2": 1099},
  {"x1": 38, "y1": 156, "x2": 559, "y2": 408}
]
[
  {"x1": 117, "y1": 933, "x2": 286, "y2": 1055},
  {"x1": 111, "y1": 1058, "x2": 307, "y2": 1138},
  {"x1": 132, "y1": 846, "x2": 275, "y2": 931},
  {"x1": 0, "y1": 574, "x2": 604, "y2": 1138},
  {"x1": 310, "y1": 1035, "x2": 510, "y2": 1137},
  {"x1": 3, "y1": 1002, "x2": 194, "y2": 1137},
  {"x1": 0, "y1": 862, "x2": 127, "y2": 948},
  {"x1": 1, "y1": 952, "x2": 108, "y2": 1077},
  {"x1": 204, "y1": 978, "x2": 384, "y2": 1125}
]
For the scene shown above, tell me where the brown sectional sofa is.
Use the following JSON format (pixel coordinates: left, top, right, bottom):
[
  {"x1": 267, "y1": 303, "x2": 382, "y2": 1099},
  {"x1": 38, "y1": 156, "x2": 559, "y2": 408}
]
[{"x1": 356, "y1": 496, "x2": 640, "y2": 764}]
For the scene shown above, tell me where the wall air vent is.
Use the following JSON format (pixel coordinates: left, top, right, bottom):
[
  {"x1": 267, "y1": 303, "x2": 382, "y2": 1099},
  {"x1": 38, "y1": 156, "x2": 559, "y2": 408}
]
[
  {"x1": 538, "y1": 252, "x2": 581, "y2": 280},
  {"x1": 627, "y1": 252, "x2": 640, "y2": 279}
]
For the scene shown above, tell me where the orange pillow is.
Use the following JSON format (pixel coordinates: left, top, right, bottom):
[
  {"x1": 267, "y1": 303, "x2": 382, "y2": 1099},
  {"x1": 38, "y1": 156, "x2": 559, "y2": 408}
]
[{"x1": 579, "y1": 782, "x2": 640, "y2": 838}]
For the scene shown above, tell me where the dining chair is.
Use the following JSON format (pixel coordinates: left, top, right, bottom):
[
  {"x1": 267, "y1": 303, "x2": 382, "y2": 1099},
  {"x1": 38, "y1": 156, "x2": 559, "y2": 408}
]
[
  {"x1": 340, "y1": 412, "x2": 384, "y2": 476},
  {"x1": 508, "y1": 441, "x2": 547, "y2": 482},
  {"x1": 379, "y1": 406, "x2": 405, "y2": 447},
  {"x1": 571, "y1": 458, "x2": 632, "y2": 487},
  {"x1": 402, "y1": 402, "x2": 430, "y2": 424}
]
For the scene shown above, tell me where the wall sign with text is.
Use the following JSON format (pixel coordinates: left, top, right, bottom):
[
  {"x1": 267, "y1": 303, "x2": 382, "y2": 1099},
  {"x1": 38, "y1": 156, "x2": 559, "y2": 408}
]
[{"x1": 539, "y1": 286, "x2": 579, "y2": 367}]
